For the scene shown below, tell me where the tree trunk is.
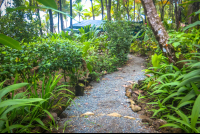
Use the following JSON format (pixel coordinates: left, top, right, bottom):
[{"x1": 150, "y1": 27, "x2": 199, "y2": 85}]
[
  {"x1": 58, "y1": 4, "x2": 60, "y2": 33},
  {"x1": 106, "y1": 0, "x2": 111, "y2": 20},
  {"x1": 49, "y1": 9, "x2": 54, "y2": 33},
  {"x1": 175, "y1": 0, "x2": 179, "y2": 31},
  {"x1": 186, "y1": 4, "x2": 193, "y2": 24},
  {"x1": 101, "y1": 0, "x2": 104, "y2": 20},
  {"x1": 91, "y1": 0, "x2": 95, "y2": 20},
  {"x1": 141, "y1": 0, "x2": 176, "y2": 64},
  {"x1": 36, "y1": 2, "x2": 43, "y2": 36},
  {"x1": 70, "y1": 0, "x2": 73, "y2": 29},
  {"x1": 29, "y1": 0, "x2": 32, "y2": 21},
  {"x1": 192, "y1": 2, "x2": 200, "y2": 23},
  {"x1": 137, "y1": 4, "x2": 141, "y2": 21},
  {"x1": 126, "y1": 0, "x2": 130, "y2": 21},
  {"x1": 171, "y1": 0, "x2": 174, "y2": 29},
  {"x1": 59, "y1": 0, "x2": 64, "y2": 31},
  {"x1": 134, "y1": 0, "x2": 135, "y2": 21}
]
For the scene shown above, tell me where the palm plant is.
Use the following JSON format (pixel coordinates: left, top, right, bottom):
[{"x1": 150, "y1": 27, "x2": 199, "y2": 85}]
[{"x1": 74, "y1": 3, "x2": 87, "y2": 22}]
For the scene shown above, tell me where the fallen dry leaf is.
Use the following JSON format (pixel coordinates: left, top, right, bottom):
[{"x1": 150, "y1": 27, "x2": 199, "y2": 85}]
[
  {"x1": 115, "y1": 90, "x2": 119, "y2": 92},
  {"x1": 145, "y1": 74, "x2": 151, "y2": 77},
  {"x1": 85, "y1": 103, "x2": 88, "y2": 105},
  {"x1": 117, "y1": 68, "x2": 122, "y2": 71},
  {"x1": 133, "y1": 90, "x2": 143, "y2": 95},
  {"x1": 141, "y1": 66, "x2": 144, "y2": 68},
  {"x1": 127, "y1": 81, "x2": 134, "y2": 84},
  {"x1": 122, "y1": 85, "x2": 128, "y2": 87},
  {"x1": 115, "y1": 77, "x2": 123, "y2": 79},
  {"x1": 102, "y1": 78, "x2": 109, "y2": 80}
]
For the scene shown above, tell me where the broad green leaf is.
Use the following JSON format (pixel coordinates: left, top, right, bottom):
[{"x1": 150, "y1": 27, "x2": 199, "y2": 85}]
[
  {"x1": 172, "y1": 42, "x2": 180, "y2": 47},
  {"x1": 86, "y1": 63, "x2": 92, "y2": 73},
  {"x1": 43, "y1": 110, "x2": 55, "y2": 125},
  {"x1": 177, "y1": 75, "x2": 200, "y2": 87},
  {"x1": 0, "y1": 34, "x2": 21, "y2": 50},
  {"x1": 176, "y1": 110, "x2": 189, "y2": 124},
  {"x1": 183, "y1": 69, "x2": 200, "y2": 80},
  {"x1": 167, "y1": 115, "x2": 193, "y2": 130},
  {"x1": 183, "y1": 21, "x2": 200, "y2": 31},
  {"x1": 177, "y1": 100, "x2": 194, "y2": 109},
  {"x1": 0, "y1": 98, "x2": 43, "y2": 108},
  {"x1": 191, "y1": 95, "x2": 200, "y2": 128},
  {"x1": 1, "y1": 124, "x2": 25, "y2": 133},
  {"x1": 195, "y1": 9, "x2": 200, "y2": 15},
  {"x1": 157, "y1": 81, "x2": 180, "y2": 91},
  {"x1": 160, "y1": 123, "x2": 188, "y2": 133},
  {"x1": 152, "y1": 108, "x2": 166, "y2": 117},
  {"x1": 0, "y1": 83, "x2": 29, "y2": 100},
  {"x1": 34, "y1": 118, "x2": 45, "y2": 126},
  {"x1": 178, "y1": 90, "x2": 196, "y2": 106},
  {"x1": 190, "y1": 62, "x2": 200, "y2": 68},
  {"x1": 36, "y1": 0, "x2": 57, "y2": 9},
  {"x1": 191, "y1": 82, "x2": 200, "y2": 95},
  {"x1": 162, "y1": 92, "x2": 180, "y2": 104}
]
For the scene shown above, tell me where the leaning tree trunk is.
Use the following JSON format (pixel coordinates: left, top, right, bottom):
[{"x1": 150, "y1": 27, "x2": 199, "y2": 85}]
[{"x1": 141, "y1": 0, "x2": 176, "y2": 64}]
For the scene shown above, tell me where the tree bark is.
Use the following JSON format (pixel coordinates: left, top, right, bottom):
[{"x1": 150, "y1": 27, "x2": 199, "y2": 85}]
[
  {"x1": 141, "y1": 0, "x2": 176, "y2": 64},
  {"x1": 36, "y1": 2, "x2": 43, "y2": 36},
  {"x1": 134, "y1": 0, "x2": 135, "y2": 21},
  {"x1": 70, "y1": 0, "x2": 73, "y2": 29},
  {"x1": 175, "y1": 0, "x2": 179, "y2": 31},
  {"x1": 91, "y1": 0, "x2": 95, "y2": 20},
  {"x1": 186, "y1": 4, "x2": 193, "y2": 24},
  {"x1": 101, "y1": 0, "x2": 104, "y2": 20},
  {"x1": 58, "y1": 2, "x2": 60, "y2": 33},
  {"x1": 59, "y1": 0, "x2": 64, "y2": 31},
  {"x1": 49, "y1": 9, "x2": 54, "y2": 33}
]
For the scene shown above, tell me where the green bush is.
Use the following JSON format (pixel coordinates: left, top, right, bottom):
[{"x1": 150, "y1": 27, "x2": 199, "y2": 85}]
[
  {"x1": 103, "y1": 21, "x2": 136, "y2": 64},
  {"x1": 0, "y1": 38, "x2": 83, "y2": 83}
]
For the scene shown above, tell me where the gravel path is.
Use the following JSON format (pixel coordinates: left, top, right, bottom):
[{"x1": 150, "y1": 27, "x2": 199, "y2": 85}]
[{"x1": 58, "y1": 54, "x2": 157, "y2": 133}]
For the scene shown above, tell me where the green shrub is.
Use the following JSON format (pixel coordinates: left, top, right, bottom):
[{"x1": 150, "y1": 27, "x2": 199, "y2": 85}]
[
  {"x1": 103, "y1": 21, "x2": 136, "y2": 64},
  {"x1": 0, "y1": 38, "x2": 83, "y2": 84}
]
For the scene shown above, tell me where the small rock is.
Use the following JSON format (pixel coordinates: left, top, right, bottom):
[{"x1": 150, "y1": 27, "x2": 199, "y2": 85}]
[
  {"x1": 59, "y1": 112, "x2": 68, "y2": 118},
  {"x1": 107, "y1": 113, "x2": 122, "y2": 117},
  {"x1": 170, "y1": 128, "x2": 183, "y2": 133},
  {"x1": 130, "y1": 104, "x2": 141, "y2": 112},
  {"x1": 153, "y1": 119, "x2": 167, "y2": 131},
  {"x1": 126, "y1": 99, "x2": 130, "y2": 103},
  {"x1": 142, "y1": 118, "x2": 153, "y2": 126},
  {"x1": 80, "y1": 112, "x2": 94, "y2": 117},
  {"x1": 130, "y1": 100, "x2": 135, "y2": 105},
  {"x1": 121, "y1": 103, "x2": 123, "y2": 105},
  {"x1": 124, "y1": 116, "x2": 136, "y2": 120}
]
